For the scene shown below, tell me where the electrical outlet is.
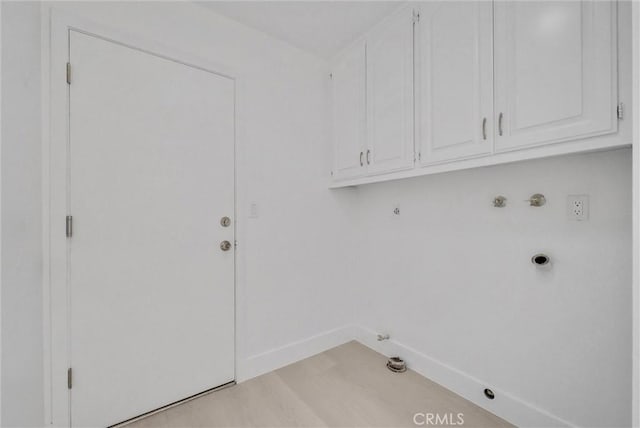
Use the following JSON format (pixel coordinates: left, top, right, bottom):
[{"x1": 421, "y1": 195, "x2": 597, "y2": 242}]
[{"x1": 567, "y1": 195, "x2": 589, "y2": 221}]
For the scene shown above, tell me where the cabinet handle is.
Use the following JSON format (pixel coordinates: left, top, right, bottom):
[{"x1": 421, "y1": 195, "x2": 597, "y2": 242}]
[
  {"x1": 366, "y1": 149, "x2": 371, "y2": 165},
  {"x1": 498, "y1": 112, "x2": 504, "y2": 136},
  {"x1": 482, "y1": 118, "x2": 487, "y2": 140},
  {"x1": 360, "y1": 151, "x2": 364, "y2": 167}
]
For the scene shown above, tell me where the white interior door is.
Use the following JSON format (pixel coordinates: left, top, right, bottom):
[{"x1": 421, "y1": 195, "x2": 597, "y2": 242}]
[
  {"x1": 417, "y1": 2, "x2": 493, "y2": 165},
  {"x1": 68, "y1": 31, "x2": 235, "y2": 427},
  {"x1": 365, "y1": 6, "x2": 415, "y2": 175},
  {"x1": 494, "y1": 1, "x2": 617, "y2": 151}
]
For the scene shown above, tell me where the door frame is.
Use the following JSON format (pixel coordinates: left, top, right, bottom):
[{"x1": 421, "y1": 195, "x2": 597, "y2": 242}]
[{"x1": 41, "y1": 8, "x2": 245, "y2": 426}]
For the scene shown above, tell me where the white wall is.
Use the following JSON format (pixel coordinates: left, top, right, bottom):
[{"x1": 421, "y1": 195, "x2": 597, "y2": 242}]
[
  {"x1": 3, "y1": 1, "x2": 359, "y2": 425},
  {"x1": 1, "y1": 2, "x2": 43, "y2": 426},
  {"x1": 355, "y1": 148, "x2": 632, "y2": 427},
  {"x1": 631, "y1": 3, "x2": 640, "y2": 426},
  {"x1": 0, "y1": 1, "x2": 634, "y2": 427}
]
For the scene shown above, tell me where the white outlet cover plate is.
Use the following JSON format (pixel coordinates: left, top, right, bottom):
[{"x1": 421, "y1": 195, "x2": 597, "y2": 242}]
[{"x1": 567, "y1": 194, "x2": 589, "y2": 221}]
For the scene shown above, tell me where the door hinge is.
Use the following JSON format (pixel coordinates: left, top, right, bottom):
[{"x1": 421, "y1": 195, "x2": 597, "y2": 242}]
[
  {"x1": 66, "y1": 62, "x2": 71, "y2": 84},
  {"x1": 67, "y1": 368, "x2": 73, "y2": 389},
  {"x1": 66, "y1": 215, "x2": 73, "y2": 238},
  {"x1": 413, "y1": 10, "x2": 420, "y2": 23},
  {"x1": 617, "y1": 103, "x2": 624, "y2": 120}
]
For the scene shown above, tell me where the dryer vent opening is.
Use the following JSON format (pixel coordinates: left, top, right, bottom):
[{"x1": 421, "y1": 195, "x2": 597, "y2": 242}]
[{"x1": 531, "y1": 254, "x2": 550, "y2": 266}]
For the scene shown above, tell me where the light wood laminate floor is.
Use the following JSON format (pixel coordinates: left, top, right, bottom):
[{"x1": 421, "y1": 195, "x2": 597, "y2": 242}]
[{"x1": 125, "y1": 341, "x2": 513, "y2": 427}]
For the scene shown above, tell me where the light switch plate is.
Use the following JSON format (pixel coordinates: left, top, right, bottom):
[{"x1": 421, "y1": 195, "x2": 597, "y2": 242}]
[{"x1": 249, "y1": 203, "x2": 259, "y2": 219}]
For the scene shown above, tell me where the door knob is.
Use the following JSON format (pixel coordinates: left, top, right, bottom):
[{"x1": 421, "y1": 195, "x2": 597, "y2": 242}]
[
  {"x1": 220, "y1": 240, "x2": 232, "y2": 251},
  {"x1": 220, "y1": 216, "x2": 231, "y2": 227}
]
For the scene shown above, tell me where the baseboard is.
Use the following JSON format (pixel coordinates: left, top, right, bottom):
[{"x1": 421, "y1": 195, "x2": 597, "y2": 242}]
[
  {"x1": 237, "y1": 325, "x2": 355, "y2": 383},
  {"x1": 237, "y1": 324, "x2": 574, "y2": 427},
  {"x1": 353, "y1": 325, "x2": 575, "y2": 428}
]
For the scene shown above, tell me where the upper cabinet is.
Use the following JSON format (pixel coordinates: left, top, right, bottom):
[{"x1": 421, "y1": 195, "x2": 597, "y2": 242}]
[
  {"x1": 331, "y1": 41, "x2": 366, "y2": 181},
  {"x1": 494, "y1": 1, "x2": 618, "y2": 151},
  {"x1": 330, "y1": 6, "x2": 415, "y2": 180},
  {"x1": 417, "y1": 2, "x2": 493, "y2": 165},
  {"x1": 330, "y1": 1, "x2": 627, "y2": 187},
  {"x1": 366, "y1": 7, "x2": 415, "y2": 175}
]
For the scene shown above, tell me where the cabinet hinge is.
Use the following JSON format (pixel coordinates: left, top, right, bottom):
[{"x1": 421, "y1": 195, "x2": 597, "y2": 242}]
[
  {"x1": 67, "y1": 368, "x2": 73, "y2": 389},
  {"x1": 412, "y1": 10, "x2": 420, "y2": 23},
  {"x1": 617, "y1": 103, "x2": 624, "y2": 120},
  {"x1": 66, "y1": 215, "x2": 73, "y2": 238},
  {"x1": 66, "y1": 63, "x2": 71, "y2": 85}
]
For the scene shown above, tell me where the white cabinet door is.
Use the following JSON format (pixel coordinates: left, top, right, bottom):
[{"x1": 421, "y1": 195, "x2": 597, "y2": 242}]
[
  {"x1": 494, "y1": 1, "x2": 617, "y2": 152},
  {"x1": 417, "y1": 2, "x2": 493, "y2": 165},
  {"x1": 366, "y1": 6, "x2": 415, "y2": 175},
  {"x1": 331, "y1": 42, "x2": 366, "y2": 180}
]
